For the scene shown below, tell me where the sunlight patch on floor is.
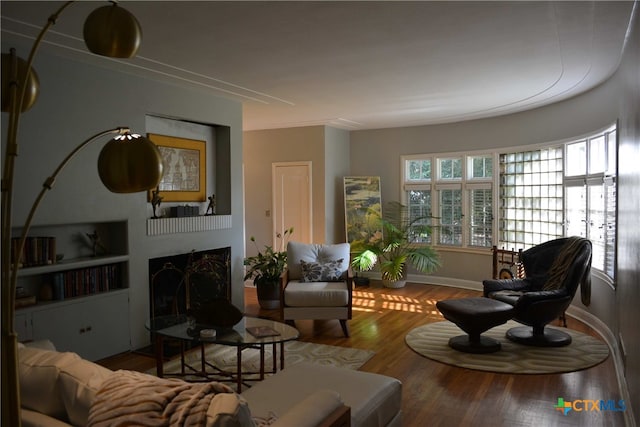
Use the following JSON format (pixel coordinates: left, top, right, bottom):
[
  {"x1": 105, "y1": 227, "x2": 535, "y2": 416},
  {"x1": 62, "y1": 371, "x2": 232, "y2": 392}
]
[{"x1": 353, "y1": 289, "x2": 442, "y2": 314}]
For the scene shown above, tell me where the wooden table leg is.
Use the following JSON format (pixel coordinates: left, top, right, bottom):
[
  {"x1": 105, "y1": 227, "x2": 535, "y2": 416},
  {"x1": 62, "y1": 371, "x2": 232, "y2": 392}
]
[
  {"x1": 180, "y1": 341, "x2": 186, "y2": 375},
  {"x1": 260, "y1": 345, "x2": 265, "y2": 380},
  {"x1": 236, "y1": 346, "x2": 242, "y2": 392},
  {"x1": 155, "y1": 334, "x2": 164, "y2": 377},
  {"x1": 272, "y1": 342, "x2": 277, "y2": 372},
  {"x1": 200, "y1": 344, "x2": 206, "y2": 374},
  {"x1": 280, "y1": 342, "x2": 285, "y2": 369}
]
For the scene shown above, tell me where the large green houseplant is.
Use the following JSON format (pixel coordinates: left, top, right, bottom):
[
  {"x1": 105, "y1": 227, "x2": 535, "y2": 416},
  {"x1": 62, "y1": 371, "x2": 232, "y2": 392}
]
[
  {"x1": 243, "y1": 227, "x2": 293, "y2": 309},
  {"x1": 351, "y1": 202, "x2": 440, "y2": 288}
]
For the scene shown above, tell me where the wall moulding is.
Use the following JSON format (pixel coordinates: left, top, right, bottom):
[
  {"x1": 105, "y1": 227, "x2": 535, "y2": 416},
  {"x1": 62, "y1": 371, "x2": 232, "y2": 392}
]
[{"x1": 146, "y1": 215, "x2": 232, "y2": 236}]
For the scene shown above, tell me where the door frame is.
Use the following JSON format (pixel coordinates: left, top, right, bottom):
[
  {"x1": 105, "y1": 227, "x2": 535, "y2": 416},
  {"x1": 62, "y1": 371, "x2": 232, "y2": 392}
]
[{"x1": 272, "y1": 161, "x2": 313, "y2": 246}]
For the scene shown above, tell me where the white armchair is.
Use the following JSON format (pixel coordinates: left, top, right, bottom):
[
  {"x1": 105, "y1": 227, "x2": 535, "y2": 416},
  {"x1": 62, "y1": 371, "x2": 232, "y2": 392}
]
[{"x1": 280, "y1": 241, "x2": 353, "y2": 337}]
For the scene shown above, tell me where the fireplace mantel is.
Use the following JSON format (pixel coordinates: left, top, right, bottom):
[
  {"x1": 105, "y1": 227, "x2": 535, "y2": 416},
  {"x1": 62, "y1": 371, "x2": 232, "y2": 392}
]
[{"x1": 146, "y1": 215, "x2": 232, "y2": 236}]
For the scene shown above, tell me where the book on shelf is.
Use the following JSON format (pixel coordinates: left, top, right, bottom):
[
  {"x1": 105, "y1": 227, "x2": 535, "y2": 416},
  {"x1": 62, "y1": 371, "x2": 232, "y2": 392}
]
[
  {"x1": 11, "y1": 236, "x2": 56, "y2": 268},
  {"x1": 52, "y1": 263, "x2": 122, "y2": 299},
  {"x1": 246, "y1": 326, "x2": 280, "y2": 338},
  {"x1": 15, "y1": 295, "x2": 36, "y2": 308}
]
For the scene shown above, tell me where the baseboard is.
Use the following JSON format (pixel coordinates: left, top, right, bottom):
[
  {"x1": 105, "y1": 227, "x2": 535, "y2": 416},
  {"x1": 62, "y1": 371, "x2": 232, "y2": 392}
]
[
  {"x1": 360, "y1": 272, "x2": 482, "y2": 292},
  {"x1": 565, "y1": 306, "x2": 635, "y2": 427}
]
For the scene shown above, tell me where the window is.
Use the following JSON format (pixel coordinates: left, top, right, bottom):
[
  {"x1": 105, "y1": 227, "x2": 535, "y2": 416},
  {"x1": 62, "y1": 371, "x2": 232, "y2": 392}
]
[
  {"x1": 438, "y1": 188, "x2": 463, "y2": 245},
  {"x1": 438, "y1": 158, "x2": 462, "y2": 180},
  {"x1": 564, "y1": 126, "x2": 617, "y2": 279},
  {"x1": 407, "y1": 189, "x2": 432, "y2": 244},
  {"x1": 469, "y1": 187, "x2": 493, "y2": 247},
  {"x1": 469, "y1": 155, "x2": 493, "y2": 179},
  {"x1": 400, "y1": 125, "x2": 616, "y2": 282},
  {"x1": 405, "y1": 158, "x2": 433, "y2": 244},
  {"x1": 498, "y1": 147, "x2": 564, "y2": 248},
  {"x1": 402, "y1": 154, "x2": 493, "y2": 248}
]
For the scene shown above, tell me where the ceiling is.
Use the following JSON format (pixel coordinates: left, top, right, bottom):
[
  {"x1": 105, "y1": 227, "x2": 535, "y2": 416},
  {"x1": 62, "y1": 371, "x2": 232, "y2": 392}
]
[{"x1": 1, "y1": 1, "x2": 636, "y2": 131}]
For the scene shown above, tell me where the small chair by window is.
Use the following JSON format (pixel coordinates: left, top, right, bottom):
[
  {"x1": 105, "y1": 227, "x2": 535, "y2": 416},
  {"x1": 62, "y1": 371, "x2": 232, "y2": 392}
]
[{"x1": 280, "y1": 241, "x2": 353, "y2": 337}]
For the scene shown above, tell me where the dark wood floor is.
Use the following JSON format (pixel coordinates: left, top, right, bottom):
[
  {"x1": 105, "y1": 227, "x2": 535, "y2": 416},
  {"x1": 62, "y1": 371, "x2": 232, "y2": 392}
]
[{"x1": 98, "y1": 282, "x2": 628, "y2": 427}]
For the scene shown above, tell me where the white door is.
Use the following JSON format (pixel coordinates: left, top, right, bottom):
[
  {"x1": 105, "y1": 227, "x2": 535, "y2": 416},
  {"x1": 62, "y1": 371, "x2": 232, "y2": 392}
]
[{"x1": 272, "y1": 162, "x2": 312, "y2": 246}]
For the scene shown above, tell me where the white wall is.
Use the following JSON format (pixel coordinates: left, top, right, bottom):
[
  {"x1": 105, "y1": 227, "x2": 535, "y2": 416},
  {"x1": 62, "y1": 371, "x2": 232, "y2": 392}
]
[
  {"x1": 324, "y1": 127, "x2": 351, "y2": 243},
  {"x1": 244, "y1": 126, "x2": 325, "y2": 254},
  {"x1": 350, "y1": 74, "x2": 619, "y2": 282},
  {"x1": 2, "y1": 38, "x2": 245, "y2": 351}
]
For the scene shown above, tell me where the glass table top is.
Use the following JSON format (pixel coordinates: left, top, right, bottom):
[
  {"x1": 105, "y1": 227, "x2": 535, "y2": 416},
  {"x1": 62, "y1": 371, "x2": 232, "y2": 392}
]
[{"x1": 145, "y1": 314, "x2": 299, "y2": 346}]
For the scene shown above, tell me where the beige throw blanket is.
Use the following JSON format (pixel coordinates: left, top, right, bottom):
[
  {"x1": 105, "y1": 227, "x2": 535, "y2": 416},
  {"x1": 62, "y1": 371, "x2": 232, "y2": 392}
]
[{"x1": 87, "y1": 370, "x2": 242, "y2": 427}]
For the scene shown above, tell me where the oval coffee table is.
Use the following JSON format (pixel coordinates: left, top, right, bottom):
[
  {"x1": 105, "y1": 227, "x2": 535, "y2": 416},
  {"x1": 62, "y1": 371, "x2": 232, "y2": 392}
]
[{"x1": 145, "y1": 315, "x2": 299, "y2": 391}]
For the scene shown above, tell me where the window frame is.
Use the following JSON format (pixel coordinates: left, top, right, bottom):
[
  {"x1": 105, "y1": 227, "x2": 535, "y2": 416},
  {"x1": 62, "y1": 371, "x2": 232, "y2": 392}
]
[
  {"x1": 401, "y1": 152, "x2": 495, "y2": 250},
  {"x1": 399, "y1": 123, "x2": 617, "y2": 284}
]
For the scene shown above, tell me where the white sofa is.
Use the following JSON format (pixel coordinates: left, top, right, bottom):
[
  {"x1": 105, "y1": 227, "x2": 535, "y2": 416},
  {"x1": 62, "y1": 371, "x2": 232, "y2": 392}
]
[{"x1": 18, "y1": 341, "x2": 402, "y2": 427}]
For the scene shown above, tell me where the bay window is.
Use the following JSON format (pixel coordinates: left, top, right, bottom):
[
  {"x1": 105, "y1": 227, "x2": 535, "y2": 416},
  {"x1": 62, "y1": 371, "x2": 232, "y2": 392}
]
[{"x1": 400, "y1": 123, "x2": 616, "y2": 281}]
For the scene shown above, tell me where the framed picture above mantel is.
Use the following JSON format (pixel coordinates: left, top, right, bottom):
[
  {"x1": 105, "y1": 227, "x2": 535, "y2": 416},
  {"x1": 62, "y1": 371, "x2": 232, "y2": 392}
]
[{"x1": 148, "y1": 133, "x2": 206, "y2": 202}]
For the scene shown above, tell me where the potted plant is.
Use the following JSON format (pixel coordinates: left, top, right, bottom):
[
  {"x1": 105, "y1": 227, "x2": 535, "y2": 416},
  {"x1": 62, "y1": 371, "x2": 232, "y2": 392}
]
[
  {"x1": 243, "y1": 227, "x2": 293, "y2": 309},
  {"x1": 351, "y1": 202, "x2": 440, "y2": 288}
]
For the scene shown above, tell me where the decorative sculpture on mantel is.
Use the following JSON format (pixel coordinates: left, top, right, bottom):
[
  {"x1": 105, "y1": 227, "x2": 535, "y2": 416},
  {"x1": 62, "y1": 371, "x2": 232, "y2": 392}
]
[
  {"x1": 205, "y1": 194, "x2": 216, "y2": 215},
  {"x1": 151, "y1": 187, "x2": 163, "y2": 219}
]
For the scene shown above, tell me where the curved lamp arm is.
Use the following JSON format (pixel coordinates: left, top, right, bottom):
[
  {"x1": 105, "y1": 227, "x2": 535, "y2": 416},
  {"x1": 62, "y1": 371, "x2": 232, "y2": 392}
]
[
  {"x1": 2, "y1": 2, "x2": 146, "y2": 425},
  {"x1": 8, "y1": 127, "x2": 131, "y2": 294}
]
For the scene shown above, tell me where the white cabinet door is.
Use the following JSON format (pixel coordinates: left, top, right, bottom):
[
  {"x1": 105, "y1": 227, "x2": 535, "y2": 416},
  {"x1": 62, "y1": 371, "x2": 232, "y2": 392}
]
[
  {"x1": 15, "y1": 312, "x2": 32, "y2": 342},
  {"x1": 31, "y1": 291, "x2": 130, "y2": 361}
]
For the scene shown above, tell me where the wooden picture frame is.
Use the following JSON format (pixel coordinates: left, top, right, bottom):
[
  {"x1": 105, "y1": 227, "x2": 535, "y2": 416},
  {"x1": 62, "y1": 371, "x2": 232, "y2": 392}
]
[{"x1": 148, "y1": 134, "x2": 206, "y2": 202}]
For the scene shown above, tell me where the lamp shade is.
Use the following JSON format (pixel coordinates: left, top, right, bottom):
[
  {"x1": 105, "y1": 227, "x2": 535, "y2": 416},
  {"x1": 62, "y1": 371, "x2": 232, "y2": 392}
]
[
  {"x1": 1, "y1": 53, "x2": 39, "y2": 112},
  {"x1": 83, "y1": 4, "x2": 142, "y2": 58},
  {"x1": 97, "y1": 133, "x2": 163, "y2": 193}
]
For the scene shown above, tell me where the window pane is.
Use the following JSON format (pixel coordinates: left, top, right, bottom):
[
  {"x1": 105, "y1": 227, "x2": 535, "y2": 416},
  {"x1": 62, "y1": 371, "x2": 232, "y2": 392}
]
[
  {"x1": 606, "y1": 130, "x2": 617, "y2": 176},
  {"x1": 407, "y1": 190, "x2": 432, "y2": 243},
  {"x1": 438, "y1": 158, "x2": 462, "y2": 180},
  {"x1": 469, "y1": 189, "x2": 492, "y2": 247},
  {"x1": 589, "y1": 184, "x2": 605, "y2": 271},
  {"x1": 565, "y1": 186, "x2": 586, "y2": 238},
  {"x1": 566, "y1": 141, "x2": 586, "y2": 176},
  {"x1": 469, "y1": 155, "x2": 493, "y2": 179},
  {"x1": 407, "y1": 159, "x2": 431, "y2": 181},
  {"x1": 438, "y1": 189, "x2": 462, "y2": 245},
  {"x1": 589, "y1": 136, "x2": 606, "y2": 174},
  {"x1": 604, "y1": 177, "x2": 616, "y2": 278}
]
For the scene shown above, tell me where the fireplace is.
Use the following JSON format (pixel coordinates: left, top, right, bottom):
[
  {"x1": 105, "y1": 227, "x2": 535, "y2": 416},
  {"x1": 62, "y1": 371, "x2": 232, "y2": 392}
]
[{"x1": 148, "y1": 247, "x2": 231, "y2": 319}]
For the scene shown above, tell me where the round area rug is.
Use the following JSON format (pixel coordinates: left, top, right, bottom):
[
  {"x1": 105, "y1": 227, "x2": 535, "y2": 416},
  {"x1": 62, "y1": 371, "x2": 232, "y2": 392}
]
[{"x1": 405, "y1": 320, "x2": 609, "y2": 374}]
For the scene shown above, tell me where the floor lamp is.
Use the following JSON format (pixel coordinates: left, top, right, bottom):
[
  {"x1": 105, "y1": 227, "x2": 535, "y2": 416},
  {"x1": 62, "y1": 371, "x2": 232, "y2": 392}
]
[{"x1": 1, "y1": 2, "x2": 163, "y2": 426}]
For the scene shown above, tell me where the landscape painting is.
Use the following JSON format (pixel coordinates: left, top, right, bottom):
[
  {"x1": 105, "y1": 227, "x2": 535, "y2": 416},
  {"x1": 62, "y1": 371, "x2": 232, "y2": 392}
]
[{"x1": 343, "y1": 176, "x2": 382, "y2": 246}]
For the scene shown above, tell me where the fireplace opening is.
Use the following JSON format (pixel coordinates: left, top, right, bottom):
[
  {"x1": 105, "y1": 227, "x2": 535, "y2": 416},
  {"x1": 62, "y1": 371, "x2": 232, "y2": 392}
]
[
  {"x1": 148, "y1": 247, "x2": 231, "y2": 320},
  {"x1": 144, "y1": 247, "x2": 231, "y2": 357}
]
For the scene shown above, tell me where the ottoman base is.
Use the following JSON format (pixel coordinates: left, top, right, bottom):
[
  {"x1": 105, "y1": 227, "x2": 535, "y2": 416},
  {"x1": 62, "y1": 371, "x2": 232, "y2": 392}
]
[
  {"x1": 506, "y1": 325, "x2": 572, "y2": 347},
  {"x1": 448, "y1": 334, "x2": 502, "y2": 354},
  {"x1": 436, "y1": 297, "x2": 515, "y2": 354}
]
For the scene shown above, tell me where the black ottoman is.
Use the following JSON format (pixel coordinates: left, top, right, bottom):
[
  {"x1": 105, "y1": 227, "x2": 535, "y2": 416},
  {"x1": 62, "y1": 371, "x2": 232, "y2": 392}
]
[{"x1": 436, "y1": 297, "x2": 515, "y2": 354}]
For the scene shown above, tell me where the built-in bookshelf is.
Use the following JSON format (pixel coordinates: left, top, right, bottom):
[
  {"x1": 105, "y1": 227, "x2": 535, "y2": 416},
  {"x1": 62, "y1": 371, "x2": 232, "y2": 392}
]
[
  {"x1": 14, "y1": 221, "x2": 129, "y2": 306},
  {"x1": 13, "y1": 220, "x2": 131, "y2": 360}
]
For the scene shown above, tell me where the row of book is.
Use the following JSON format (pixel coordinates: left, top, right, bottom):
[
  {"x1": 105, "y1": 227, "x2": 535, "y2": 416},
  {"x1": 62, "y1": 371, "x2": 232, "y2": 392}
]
[
  {"x1": 49, "y1": 264, "x2": 123, "y2": 300},
  {"x1": 11, "y1": 236, "x2": 57, "y2": 268}
]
